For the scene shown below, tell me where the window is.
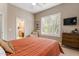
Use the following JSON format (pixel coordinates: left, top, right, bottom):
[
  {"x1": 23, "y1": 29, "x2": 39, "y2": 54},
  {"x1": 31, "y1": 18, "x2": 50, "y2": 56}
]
[{"x1": 41, "y1": 13, "x2": 61, "y2": 37}]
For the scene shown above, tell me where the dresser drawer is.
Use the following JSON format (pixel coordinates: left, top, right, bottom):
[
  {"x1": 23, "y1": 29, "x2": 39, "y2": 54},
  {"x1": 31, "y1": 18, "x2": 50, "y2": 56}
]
[
  {"x1": 62, "y1": 40, "x2": 79, "y2": 48},
  {"x1": 62, "y1": 38, "x2": 79, "y2": 42},
  {"x1": 62, "y1": 35, "x2": 79, "y2": 39},
  {"x1": 62, "y1": 33, "x2": 79, "y2": 48}
]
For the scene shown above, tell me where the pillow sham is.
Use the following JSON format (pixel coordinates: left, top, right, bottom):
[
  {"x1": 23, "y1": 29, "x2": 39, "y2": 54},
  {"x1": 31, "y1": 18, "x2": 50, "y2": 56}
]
[
  {"x1": 0, "y1": 39, "x2": 15, "y2": 54},
  {"x1": 0, "y1": 46, "x2": 6, "y2": 56},
  {"x1": 3, "y1": 40, "x2": 15, "y2": 52}
]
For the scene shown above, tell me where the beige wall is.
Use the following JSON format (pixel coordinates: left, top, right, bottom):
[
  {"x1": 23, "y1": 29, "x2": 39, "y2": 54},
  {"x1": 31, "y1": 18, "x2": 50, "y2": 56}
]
[
  {"x1": 0, "y1": 3, "x2": 7, "y2": 40},
  {"x1": 7, "y1": 4, "x2": 34, "y2": 40},
  {"x1": 34, "y1": 3, "x2": 79, "y2": 41}
]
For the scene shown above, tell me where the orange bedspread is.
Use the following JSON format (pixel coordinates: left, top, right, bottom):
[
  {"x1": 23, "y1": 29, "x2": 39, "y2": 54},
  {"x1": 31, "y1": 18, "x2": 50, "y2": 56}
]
[{"x1": 7, "y1": 36, "x2": 63, "y2": 56}]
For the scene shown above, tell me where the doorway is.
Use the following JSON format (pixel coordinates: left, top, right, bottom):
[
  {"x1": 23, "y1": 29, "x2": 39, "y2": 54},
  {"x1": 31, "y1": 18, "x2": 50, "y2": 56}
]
[{"x1": 16, "y1": 17, "x2": 25, "y2": 39}]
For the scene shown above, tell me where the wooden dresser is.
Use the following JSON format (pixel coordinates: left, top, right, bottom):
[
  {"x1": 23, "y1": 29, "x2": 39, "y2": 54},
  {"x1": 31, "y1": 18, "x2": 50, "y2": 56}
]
[{"x1": 62, "y1": 33, "x2": 79, "y2": 48}]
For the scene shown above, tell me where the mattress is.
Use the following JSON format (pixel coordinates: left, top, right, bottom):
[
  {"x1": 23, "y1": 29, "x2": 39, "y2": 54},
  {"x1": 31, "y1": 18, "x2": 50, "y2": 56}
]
[{"x1": 7, "y1": 36, "x2": 63, "y2": 56}]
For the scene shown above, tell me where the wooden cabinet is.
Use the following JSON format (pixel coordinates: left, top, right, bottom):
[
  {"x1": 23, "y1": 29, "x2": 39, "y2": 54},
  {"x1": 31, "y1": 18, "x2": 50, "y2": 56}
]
[{"x1": 62, "y1": 33, "x2": 79, "y2": 48}]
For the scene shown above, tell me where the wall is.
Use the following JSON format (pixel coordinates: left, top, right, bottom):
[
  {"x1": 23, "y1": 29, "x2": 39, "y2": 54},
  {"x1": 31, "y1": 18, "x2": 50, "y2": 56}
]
[
  {"x1": 0, "y1": 3, "x2": 7, "y2": 40},
  {"x1": 7, "y1": 4, "x2": 34, "y2": 40},
  {"x1": 34, "y1": 3, "x2": 79, "y2": 41}
]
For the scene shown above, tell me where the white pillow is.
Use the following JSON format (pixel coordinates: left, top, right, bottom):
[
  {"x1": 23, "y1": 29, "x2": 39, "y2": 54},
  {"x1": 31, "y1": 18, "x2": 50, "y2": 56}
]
[{"x1": 0, "y1": 47, "x2": 6, "y2": 56}]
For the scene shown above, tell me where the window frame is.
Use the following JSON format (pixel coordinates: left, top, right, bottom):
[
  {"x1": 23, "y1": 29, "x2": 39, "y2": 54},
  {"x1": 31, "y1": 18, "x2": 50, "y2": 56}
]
[{"x1": 41, "y1": 13, "x2": 61, "y2": 37}]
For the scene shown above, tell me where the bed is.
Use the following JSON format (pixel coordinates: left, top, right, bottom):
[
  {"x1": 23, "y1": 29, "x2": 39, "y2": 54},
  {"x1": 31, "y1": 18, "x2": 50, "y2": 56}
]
[{"x1": 7, "y1": 36, "x2": 64, "y2": 56}]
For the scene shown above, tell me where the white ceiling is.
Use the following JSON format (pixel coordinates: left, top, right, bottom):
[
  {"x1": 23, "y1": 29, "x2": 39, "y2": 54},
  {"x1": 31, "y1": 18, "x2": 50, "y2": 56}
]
[{"x1": 11, "y1": 3, "x2": 61, "y2": 14}]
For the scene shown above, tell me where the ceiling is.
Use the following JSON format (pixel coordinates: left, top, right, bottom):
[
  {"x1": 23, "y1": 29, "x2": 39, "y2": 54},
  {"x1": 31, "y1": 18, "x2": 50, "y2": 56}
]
[{"x1": 11, "y1": 3, "x2": 61, "y2": 14}]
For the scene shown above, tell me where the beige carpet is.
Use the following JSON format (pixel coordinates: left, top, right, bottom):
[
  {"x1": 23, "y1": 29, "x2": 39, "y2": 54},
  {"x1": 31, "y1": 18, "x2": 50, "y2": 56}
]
[{"x1": 61, "y1": 46, "x2": 79, "y2": 56}]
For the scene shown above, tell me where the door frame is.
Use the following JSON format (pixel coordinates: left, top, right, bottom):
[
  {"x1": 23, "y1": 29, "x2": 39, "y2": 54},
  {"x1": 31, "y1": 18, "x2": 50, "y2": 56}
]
[{"x1": 16, "y1": 17, "x2": 25, "y2": 39}]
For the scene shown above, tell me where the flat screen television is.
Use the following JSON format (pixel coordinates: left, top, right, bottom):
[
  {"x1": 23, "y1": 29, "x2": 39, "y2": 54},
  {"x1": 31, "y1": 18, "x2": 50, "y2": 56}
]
[{"x1": 64, "y1": 17, "x2": 77, "y2": 25}]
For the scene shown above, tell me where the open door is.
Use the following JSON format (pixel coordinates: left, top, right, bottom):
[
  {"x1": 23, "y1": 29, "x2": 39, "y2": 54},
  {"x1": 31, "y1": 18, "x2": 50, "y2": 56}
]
[{"x1": 16, "y1": 17, "x2": 25, "y2": 39}]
